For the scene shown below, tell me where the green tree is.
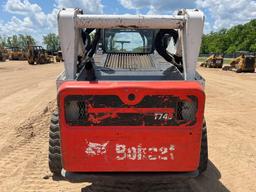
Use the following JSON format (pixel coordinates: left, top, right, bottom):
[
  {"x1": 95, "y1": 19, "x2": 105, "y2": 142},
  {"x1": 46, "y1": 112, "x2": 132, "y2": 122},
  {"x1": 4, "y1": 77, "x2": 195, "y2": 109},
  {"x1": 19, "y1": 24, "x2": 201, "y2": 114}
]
[
  {"x1": 7, "y1": 37, "x2": 12, "y2": 47},
  {"x1": 11, "y1": 35, "x2": 19, "y2": 47},
  {"x1": 18, "y1": 34, "x2": 36, "y2": 50},
  {"x1": 132, "y1": 46, "x2": 144, "y2": 52},
  {"x1": 0, "y1": 36, "x2": 7, "y2": 47},
  {"x1": 0, "y1": 34, "x2": 35, "y2": 50},
  {"x1": 43, "y1": 33, "x2": 60, "y2": 52},
  {"x1": 200, "y1": 19, "x2": 256, "y2": 54}
]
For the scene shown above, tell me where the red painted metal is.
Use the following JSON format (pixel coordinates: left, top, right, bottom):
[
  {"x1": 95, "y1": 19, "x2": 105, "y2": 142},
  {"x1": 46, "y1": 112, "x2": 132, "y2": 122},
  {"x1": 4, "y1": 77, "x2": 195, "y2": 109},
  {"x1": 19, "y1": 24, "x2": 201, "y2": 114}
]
[
  {"x1": 88, "y1": 108, "x2": 175, "y2": 114},
  {"x1": 58, "y1": 81, "x2": 205, "y2": 172}
]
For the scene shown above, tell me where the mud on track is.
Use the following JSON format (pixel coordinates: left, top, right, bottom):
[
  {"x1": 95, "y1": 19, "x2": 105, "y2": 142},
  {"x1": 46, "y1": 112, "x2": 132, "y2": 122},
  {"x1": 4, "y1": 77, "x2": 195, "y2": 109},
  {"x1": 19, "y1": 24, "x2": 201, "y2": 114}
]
[{"x1": 0, "y1": 61, "x2": 255, "y2": 191}]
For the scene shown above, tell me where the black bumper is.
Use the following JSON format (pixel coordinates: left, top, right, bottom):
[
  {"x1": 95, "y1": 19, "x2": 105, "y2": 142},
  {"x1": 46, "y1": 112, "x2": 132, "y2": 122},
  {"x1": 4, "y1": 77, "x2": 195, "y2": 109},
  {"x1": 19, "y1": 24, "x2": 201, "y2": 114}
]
[{"x1": 61, "y1": 169, "x2": 199, "y2": 183}]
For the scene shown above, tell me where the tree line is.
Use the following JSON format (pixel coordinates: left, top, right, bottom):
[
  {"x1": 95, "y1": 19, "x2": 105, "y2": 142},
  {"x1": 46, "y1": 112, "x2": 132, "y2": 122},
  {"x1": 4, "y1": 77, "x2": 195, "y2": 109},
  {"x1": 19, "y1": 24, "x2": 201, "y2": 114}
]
[
  {"x1": 0, "y1": 33, "x2": 60, "y2": 52},
  {"x1": 200, "y1": 19, "x2": 256, "y2": 54},
  {"x1": 1, "y1": 19, "x2": 255, "y2": 54}
]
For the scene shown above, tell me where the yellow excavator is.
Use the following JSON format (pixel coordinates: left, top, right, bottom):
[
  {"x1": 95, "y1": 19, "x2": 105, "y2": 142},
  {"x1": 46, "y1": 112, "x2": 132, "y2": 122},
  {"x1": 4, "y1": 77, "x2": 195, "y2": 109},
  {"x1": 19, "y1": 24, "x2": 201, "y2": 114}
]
[
  {"x1": 222, "y1": 52, "x2": 255, "y2": 73},
  {"x1": 200, "y1": 54, "x2": 224, "y2": 68}
]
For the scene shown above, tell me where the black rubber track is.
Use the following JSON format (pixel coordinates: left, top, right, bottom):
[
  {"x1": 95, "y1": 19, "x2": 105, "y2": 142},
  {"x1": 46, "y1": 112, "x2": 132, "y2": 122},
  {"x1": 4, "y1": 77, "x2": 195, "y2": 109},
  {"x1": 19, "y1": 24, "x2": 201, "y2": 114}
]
[
  {"x1": 198, "y1": 121, "x2": 208, "y2": 175},
  {"x1": 28, "y1": 60, "x2": 35, "y2": 65},
  {"x1": 48, "y1": 111, "x2": 62, "y2": 175}
]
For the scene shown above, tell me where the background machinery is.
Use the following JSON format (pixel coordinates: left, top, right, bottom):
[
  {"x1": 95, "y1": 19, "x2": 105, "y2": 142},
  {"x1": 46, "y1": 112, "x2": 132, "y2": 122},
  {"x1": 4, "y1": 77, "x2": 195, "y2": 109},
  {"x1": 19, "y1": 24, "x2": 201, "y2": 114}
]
[
  {"x1": 27, "y1": 46, "x2": 53, "y2": 65},
  {"x1": 0, "y1": 46, "x2": 8, "y2": 62},
  {"x1": 55, "y1": 50, "x2": 63, "y2": 62},
  {"x1": 200, "y1": 54, "x2": 224, "y2": 68},
  {"x1": 222, "y1": 52, "x2": 255, "y2": 73},
  {"x1": 48, "y1": 8, "x2": 207, "y2": 181},
  {"x1": 8, "y1": 47, "x2": 26, "y2": 60}
]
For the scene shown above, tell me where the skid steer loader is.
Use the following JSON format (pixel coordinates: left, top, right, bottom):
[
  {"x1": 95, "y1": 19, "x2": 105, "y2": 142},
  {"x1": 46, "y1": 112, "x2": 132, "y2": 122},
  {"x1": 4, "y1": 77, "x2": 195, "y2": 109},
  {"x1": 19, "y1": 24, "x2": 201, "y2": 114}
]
[
  {"x1": 27, "y1": 46, "x2": 53, "y2": 65},
  {"x1": 49, "y1": 8, "x2": 207, "y2": 182},
  {"x1": 222, "y1": 52, "x2": 255, "y2": 73},
  {"x1": 200, "y1": 54, "x2": 224, "y2": 68}
]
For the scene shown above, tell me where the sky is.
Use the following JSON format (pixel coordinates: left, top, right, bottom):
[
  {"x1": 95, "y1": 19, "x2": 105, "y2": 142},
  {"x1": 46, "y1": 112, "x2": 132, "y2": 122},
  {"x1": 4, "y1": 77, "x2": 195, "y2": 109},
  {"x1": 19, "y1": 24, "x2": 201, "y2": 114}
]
[{"x1": 0, "y1": 0, "x2": 256, "y2": 44}]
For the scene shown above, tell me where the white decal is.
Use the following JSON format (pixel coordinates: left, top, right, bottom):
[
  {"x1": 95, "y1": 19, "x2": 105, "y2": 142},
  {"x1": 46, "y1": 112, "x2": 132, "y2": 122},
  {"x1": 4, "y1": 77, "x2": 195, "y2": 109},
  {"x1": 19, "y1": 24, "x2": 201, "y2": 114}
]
[
  {"x1": 115, "y1": 144, "x2": 175, "y2": 161},
  {"x1": 154, "y1": 113, "x2": 173, "y2": 120},
  {"x1": 137, "y1": 145, "x2": 147, "y2": 160},
  {"x1": 85, "y1": 141, "x2": 109, "y2": 156},
  {"x1": 127, "y1": 147, "x2": 137, "y2": 160},
  {"x1": 85, "y1": 141, "x2": 175, "y2": 161},
  {"x1": 116, "y1": 144, "x2": 126, "y2": 160},
  {"x1": 159, "y1": 147, "x2": 168, "y2": 160},
  {"x1": 148, "y1": 147, "x2": 158, "y2": 160}
]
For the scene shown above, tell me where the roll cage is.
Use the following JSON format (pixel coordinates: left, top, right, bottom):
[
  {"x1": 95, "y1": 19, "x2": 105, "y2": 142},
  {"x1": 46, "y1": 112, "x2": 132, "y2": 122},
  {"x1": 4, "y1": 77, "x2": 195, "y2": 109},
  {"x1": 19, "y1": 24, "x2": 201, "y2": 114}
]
[{"x1": 58, "y1": 9, "x2": 204, "y2": 80}]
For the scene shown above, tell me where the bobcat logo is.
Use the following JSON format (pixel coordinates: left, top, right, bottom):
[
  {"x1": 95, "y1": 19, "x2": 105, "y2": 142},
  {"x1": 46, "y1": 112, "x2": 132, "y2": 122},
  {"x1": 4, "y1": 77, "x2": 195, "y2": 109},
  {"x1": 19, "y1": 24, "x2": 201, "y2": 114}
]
[{"x1": 85, "y1": 141, "x2": 109, "y2": 156}]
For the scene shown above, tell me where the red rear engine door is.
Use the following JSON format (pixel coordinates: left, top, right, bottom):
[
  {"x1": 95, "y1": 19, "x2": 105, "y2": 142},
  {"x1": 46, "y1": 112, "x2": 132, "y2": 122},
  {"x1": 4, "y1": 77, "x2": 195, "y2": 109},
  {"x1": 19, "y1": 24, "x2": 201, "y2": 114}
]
[{"x1": 58, "y1": 81, "x2": 205, "y2": 172}]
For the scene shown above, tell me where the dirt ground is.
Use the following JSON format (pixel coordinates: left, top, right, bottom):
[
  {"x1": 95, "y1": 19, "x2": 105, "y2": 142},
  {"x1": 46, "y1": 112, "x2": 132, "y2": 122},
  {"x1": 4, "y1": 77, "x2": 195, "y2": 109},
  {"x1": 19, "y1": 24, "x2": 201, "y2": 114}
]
[{"x1": 0, "y1": 60, "x2": 255, "y2": 192}]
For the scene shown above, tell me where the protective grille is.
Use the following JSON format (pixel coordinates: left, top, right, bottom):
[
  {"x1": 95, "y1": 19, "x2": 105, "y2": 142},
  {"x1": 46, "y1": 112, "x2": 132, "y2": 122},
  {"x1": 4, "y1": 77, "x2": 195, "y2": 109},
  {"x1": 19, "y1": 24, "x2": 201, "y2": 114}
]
[
  {"x1": 65, "y1": 95, "x2": 198, "y2": 126},
  {"x1": 104, "y1": 54, "x2": 154, "y2": 69}
]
